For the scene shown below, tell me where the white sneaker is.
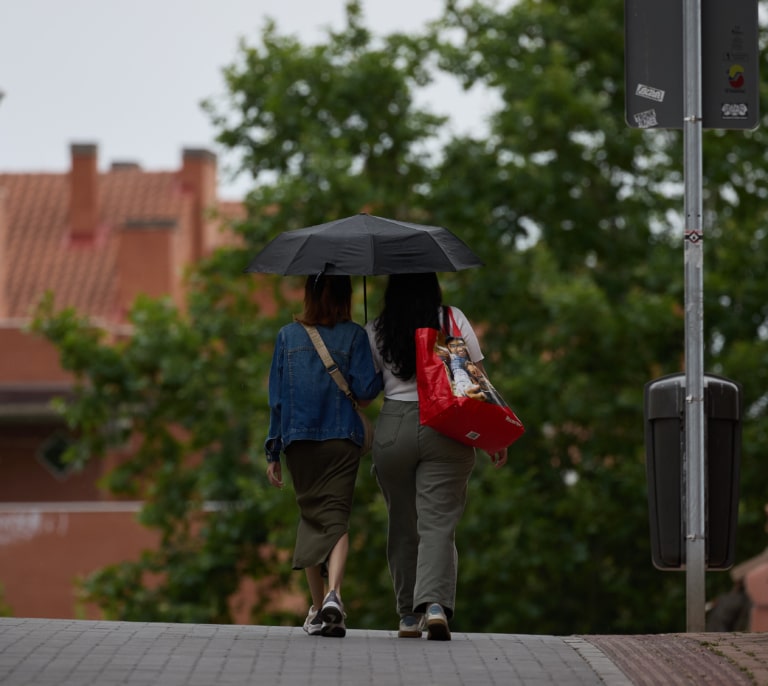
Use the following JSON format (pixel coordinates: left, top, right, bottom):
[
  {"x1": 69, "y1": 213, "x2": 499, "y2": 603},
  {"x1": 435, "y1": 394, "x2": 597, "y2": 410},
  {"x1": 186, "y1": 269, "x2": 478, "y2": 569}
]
[
  {"x1": 302, "y1": 606, "x2": 323, "y2": 636},
  {"x1": 319, "y1": 590, "x2": 346, "y2": 638},
  {"x1": 398, "y1": 613, "x2": 425, "y2": 638},
  {"x1": 425, "y1": 603, "x2": 451, "y2": 641},
  {"x1": 319, "y1": 590, "x2": 343, "y2": 623}
]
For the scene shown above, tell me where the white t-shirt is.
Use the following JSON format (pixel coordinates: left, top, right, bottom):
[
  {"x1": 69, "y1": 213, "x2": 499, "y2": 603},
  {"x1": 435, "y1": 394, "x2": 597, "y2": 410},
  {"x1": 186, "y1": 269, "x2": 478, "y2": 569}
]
[{"x1": 365, "y1": 306, "x2": 483, "y2": 401}]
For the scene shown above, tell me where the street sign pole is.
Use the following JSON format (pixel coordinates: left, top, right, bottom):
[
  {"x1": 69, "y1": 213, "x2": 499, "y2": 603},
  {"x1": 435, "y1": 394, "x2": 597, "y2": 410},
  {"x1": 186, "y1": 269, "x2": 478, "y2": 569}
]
[
  {"x1": 627, "y1": 0, "x2": 758, "y2": 633},
  {"x1": 683, "y1": 0, "x2": 706, "y2": 633}
]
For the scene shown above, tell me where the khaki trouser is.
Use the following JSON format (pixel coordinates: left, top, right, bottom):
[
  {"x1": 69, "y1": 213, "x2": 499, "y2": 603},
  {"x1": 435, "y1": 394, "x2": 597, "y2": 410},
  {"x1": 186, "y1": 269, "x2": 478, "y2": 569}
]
[{"x1": 372, "y1": 399, "x2": 475, "y2": 619}]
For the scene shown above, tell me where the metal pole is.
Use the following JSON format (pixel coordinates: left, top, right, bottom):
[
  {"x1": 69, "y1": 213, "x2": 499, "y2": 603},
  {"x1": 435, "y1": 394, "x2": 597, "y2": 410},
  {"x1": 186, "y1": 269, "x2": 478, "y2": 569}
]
[{"x1": 683, "y1": 0, "x2": 706, "y2": 632}]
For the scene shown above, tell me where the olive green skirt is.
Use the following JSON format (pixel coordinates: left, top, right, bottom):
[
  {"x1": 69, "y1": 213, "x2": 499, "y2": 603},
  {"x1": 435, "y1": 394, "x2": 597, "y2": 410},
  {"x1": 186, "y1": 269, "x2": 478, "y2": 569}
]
[{"x1": 284, "y1": 439, "x2": 361, "y2": 571}]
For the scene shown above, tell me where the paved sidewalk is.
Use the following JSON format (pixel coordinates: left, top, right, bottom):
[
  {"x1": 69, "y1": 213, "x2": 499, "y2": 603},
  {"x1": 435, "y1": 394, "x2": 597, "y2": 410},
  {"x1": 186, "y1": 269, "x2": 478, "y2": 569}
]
[{"x1": 1, "y1": 617, "x2": 766, "y2": 685}]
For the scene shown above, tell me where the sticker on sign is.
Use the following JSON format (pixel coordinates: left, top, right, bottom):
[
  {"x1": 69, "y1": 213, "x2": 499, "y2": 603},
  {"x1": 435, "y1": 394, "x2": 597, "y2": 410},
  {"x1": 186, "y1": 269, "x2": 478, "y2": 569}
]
[
  {"x1": 633, "y1": 109, "x2": 659, "y2": 128},
  {"x1": 721, "y1": 103, "x2": 749, "y2": 119},
  {"x1": 636, "y1": 84, "x2": 665, "y2": 102}
]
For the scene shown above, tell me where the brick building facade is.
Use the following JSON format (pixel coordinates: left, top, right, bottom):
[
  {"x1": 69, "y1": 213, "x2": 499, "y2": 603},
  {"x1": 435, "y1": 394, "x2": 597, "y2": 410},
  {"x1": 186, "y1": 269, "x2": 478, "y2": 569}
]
[{"x1": 0, "y1": 143, "x2": 248, "y2": 619}]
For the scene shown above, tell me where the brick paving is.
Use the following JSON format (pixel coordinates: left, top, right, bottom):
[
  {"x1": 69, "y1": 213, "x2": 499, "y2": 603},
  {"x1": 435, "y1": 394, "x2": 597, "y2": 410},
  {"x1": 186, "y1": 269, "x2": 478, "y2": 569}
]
[
  {"x1": 583, "y1": 634, "x2": 761, "y2": 685},
  {"x1": 1, "y1": 618, "x2": 767, "y2": 685},
  {"x1": 689, "y1": 632, "x2": 768, "y2": 685}
]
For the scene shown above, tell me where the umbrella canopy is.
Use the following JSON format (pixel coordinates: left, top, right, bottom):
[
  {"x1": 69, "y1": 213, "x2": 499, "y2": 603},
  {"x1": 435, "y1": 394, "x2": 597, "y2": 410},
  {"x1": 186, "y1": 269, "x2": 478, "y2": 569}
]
[{"x1": 244, "y1": 213, "x2": 483, "y2": 276}]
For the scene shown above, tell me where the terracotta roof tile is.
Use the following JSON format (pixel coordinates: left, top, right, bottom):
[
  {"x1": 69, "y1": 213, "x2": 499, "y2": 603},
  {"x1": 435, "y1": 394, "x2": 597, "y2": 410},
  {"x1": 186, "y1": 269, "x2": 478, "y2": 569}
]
[{"x1": 0, "y1": 166, "x2": 238, "y2": 323}]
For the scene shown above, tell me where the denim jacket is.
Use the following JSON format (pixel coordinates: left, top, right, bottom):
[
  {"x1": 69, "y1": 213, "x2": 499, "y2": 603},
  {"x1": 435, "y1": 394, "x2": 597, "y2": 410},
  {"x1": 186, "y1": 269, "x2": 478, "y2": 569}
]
[{"x1": 265, "y1": 320, "x2": 383, "y2": 462}]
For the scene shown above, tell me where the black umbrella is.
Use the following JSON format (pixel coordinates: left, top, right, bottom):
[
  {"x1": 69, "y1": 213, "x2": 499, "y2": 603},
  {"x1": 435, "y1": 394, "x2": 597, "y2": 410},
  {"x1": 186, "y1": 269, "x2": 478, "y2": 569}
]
[
  {"x1": 244, "y1": 213, "x2": 483, "y2": 276},
  {"x1": 244, "y1": 214, "x2": 484, "y2": 320}
]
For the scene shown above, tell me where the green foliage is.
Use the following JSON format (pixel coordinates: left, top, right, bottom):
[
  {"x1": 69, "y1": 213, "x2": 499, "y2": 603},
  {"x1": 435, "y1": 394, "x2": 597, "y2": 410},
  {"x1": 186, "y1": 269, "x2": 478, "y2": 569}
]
[
  {"x1": 0, "y1": 584, "x2": 13, "y2": 617},
  {"x1": 30, "y1": 0, "x2": 768, "y2": 633},
  {"x1": 423, "y1": 0, "x2": 768, "y2": 634},
  {"x1": 202, "y1": 0, "x2": 444, "y2": 238},
  {"x1": 31, "y1": 264, "x2": 296, "y2": 624}
]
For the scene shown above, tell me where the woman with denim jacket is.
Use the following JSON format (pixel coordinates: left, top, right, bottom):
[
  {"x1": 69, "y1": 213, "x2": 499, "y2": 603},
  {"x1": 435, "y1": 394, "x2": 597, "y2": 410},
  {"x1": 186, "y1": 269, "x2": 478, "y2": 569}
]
[{"x1": 265, "y1": 274, "x2": 382, "y2": 638}]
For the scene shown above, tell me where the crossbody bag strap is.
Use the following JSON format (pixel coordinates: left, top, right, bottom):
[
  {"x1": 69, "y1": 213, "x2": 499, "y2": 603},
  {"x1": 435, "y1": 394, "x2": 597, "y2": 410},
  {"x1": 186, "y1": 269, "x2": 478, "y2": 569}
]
[{"x1": 300, "y1": 323, "x2": 361, "y2": 410}]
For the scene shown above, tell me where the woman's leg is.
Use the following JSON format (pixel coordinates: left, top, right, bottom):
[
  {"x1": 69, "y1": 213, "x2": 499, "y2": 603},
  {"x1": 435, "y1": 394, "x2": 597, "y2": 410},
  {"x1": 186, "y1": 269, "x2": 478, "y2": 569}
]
[
  {"x1": 412, "y1": 427, "x2": 476, "y2": 618},
  {"x1": 305, "y1": 565, "x2": 325, "y2": 609},
  {"x1": 285, "y1": 439, "x2": 359, "y2": 623},
  {"x1": 372, "y1": 400, "x2": 420, "y2": 615},
  {"x1": 326, "y1": 532, "x2": 349, "y2": 597}
]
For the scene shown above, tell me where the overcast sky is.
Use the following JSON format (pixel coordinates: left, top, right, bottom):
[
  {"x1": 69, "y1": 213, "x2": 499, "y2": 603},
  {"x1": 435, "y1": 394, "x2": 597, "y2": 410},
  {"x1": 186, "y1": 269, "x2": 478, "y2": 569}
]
[{"x1": 0, "y1": 0, "x2": 500, "y2": 199}]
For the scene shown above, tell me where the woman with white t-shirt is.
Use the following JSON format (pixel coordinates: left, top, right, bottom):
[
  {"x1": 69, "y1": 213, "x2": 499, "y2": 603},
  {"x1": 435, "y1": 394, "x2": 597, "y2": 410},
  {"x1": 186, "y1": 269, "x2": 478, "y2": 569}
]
[{"x1": 365, "y1": 272, "x2": 507, "y2": 641}]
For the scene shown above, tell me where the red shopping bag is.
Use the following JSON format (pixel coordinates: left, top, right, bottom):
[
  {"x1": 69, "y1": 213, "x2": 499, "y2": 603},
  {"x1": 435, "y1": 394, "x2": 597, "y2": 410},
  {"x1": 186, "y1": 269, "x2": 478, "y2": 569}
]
[{"x1": 415, "y1": 313, "x2": 524, "y2": 454}]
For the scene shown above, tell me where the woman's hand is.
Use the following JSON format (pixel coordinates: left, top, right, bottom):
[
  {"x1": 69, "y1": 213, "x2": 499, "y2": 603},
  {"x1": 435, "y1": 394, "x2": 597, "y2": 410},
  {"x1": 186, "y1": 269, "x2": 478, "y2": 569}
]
[
  {"x1": 489, "y1": 448, "x2": 508, "y2": 469},
  {"x1": 267, "y1": 461, "x2": 284, "y2": 488}
]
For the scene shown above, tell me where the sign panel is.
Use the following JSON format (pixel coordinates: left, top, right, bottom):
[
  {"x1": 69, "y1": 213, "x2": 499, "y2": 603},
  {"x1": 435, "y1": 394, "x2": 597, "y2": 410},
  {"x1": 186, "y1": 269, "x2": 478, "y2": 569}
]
[
  {"x1": 701, "y1": 2, "x2": 759, "y2": 129},
  {"x1": 625, "y1": 0, "x2": 759, "y2": 130},
  {"x1": 625, "y1": 0, "x2": 683, "y2": 129}
]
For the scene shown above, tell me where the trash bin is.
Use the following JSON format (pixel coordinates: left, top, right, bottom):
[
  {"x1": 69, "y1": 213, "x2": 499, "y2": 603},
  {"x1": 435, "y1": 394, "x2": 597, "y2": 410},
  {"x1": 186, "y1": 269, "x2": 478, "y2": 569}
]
[{"x1": 644, "y1": 373, "x2": 742, "y2": 570}]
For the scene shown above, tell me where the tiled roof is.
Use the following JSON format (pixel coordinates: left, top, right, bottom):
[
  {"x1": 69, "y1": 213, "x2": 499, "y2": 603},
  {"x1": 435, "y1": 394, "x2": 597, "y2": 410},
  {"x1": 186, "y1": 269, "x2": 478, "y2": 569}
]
[{"x1": 1, "y1": 168, "x2": 192, "y2": 322}]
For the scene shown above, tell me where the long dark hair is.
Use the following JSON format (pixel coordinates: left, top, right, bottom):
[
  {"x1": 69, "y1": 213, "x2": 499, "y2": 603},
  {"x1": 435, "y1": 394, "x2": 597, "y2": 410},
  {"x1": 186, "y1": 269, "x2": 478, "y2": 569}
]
[
  {"x1": 374, "y1": 273, "x2": 442, "y2": 380},
  {"x1": 299, "y1": 274, "x2": 352, "y2": 326}
]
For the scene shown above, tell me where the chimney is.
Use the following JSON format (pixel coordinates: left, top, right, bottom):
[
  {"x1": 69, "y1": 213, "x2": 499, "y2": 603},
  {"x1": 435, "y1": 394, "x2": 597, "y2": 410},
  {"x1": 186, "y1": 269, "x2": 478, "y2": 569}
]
[
  {"x1": 179, "y1": 148, "x2": 217, "y2": 261},
  {"x1": 69, "y1": 143, "x2": 99, "y2": 241}
]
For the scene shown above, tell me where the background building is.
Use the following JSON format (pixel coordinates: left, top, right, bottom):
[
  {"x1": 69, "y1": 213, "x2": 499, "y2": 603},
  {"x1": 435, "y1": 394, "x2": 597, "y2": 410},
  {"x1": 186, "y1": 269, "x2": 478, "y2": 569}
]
[{"x1": 0, "y1": 144, "x2": 245, "y2": 619}]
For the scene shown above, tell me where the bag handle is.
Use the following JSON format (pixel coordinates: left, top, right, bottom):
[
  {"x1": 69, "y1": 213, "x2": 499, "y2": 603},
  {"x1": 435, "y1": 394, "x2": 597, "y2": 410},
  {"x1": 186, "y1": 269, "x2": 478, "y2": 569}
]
[
  {"x1": 300, "y1": 323, "x2": 362, "y2": 411},
  {"x1": 442, "y1": 305, "x2": 460, "y2": 337}
]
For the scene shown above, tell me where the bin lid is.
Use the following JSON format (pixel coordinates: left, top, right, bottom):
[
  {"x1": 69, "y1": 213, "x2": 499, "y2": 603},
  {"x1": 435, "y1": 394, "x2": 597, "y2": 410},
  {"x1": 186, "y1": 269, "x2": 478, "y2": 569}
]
[
  {"x1": 706, "y1": 377, "x2": 741, "y2": 420},
  {"x1": 645, "y1": 374, "x2": 685, "y2": 419},
  {"x1": 644, "y1": 373, "x2": 742, "y2": 420}
]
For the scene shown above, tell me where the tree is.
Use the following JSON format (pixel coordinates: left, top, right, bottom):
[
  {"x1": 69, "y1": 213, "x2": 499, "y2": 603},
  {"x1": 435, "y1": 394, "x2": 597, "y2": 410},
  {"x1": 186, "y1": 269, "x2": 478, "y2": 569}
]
[
  {"x1": 425, "y1": 0, "x2": 768, "y2": 632},
  {"x1": 31, "y1": 257, "x2": 296, "y2": 623},
  {"x1": 31, "y1": 0, "x2": 444, "y2": 626},
  {"x1": 32, "y1": 0, "x2": 768, "y2": 633},
  {"x1": 203, "y1": 0, "x2": 445, "y2": 238}
]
